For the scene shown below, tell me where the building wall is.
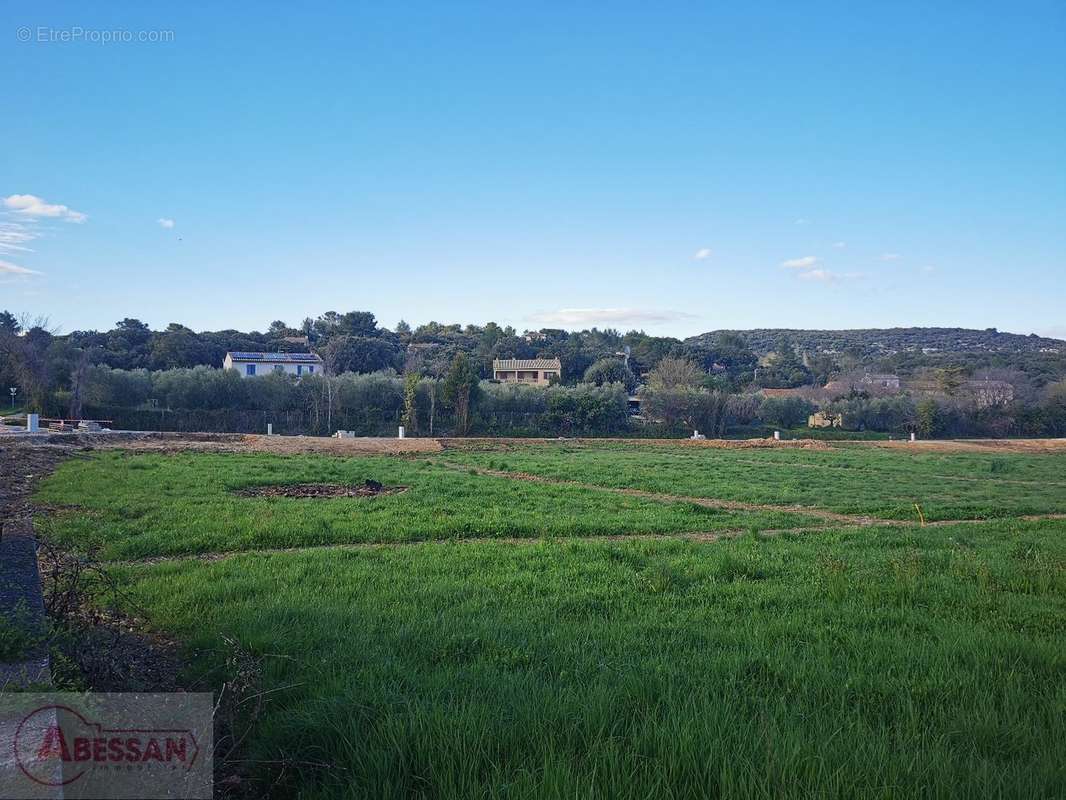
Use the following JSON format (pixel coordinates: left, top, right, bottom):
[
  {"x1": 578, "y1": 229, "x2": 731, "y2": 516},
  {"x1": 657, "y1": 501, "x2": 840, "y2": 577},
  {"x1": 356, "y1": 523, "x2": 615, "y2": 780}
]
[
  {"x1": 494, "y1": 369, "x2": 557, "y2": 385},
  {"x1": 223, "y1": 356, "x2": 320, "y2": 378}
]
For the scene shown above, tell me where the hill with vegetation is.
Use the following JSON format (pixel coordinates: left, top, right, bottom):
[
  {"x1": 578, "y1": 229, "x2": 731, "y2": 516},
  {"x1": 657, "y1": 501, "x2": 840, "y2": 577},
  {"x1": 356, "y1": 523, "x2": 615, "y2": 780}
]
[{"x1": 686, "y1": 327, "x2": 1064, "y2": 357}]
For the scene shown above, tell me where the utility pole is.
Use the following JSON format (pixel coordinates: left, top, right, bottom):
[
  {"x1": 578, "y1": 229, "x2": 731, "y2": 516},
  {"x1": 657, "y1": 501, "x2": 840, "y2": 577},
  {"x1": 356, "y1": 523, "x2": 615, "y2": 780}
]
[{"x1": 8, "y1": 387, "x2": 16, "y2": 410}]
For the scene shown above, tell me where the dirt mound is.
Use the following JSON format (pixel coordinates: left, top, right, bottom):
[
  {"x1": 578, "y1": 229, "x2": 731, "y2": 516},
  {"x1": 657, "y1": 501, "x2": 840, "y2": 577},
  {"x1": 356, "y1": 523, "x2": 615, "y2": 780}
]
[
  {"x1": 440, "y1": 437, "x2": 833, "y2": 451},
  {"x1": 235, "y1": 480, "x2": 407, "y2": 499}
]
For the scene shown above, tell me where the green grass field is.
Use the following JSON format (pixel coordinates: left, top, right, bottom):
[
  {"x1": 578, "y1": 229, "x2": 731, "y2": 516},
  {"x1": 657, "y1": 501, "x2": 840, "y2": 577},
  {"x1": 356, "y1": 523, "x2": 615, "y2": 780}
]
[
  {"x1": 439, "y1": 442, "x2": 1066, "y2": 521},
  {"x1": 33, "y1": 442, "x2": 1066, "y2": 799}
]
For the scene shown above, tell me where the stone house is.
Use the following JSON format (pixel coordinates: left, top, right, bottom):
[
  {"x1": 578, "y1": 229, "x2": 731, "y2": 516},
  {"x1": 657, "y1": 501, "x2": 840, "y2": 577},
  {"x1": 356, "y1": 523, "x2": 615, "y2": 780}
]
[{"x1": 492, "y1": 358, "x2": 561, "y2": 386}]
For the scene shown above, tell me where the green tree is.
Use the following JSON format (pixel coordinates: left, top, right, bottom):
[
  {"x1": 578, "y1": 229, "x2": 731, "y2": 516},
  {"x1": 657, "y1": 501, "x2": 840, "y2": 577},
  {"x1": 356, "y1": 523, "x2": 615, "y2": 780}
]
[
  {"x1": 267, "y1": 320, "x2": 294, "y2": 338},
  {"x1": 442, "y1": 353, "x2": 481, "y2": 435},
  {"x1": 915, "y1": 398, "x2": 940, "y2": 437},
  {"x1": 759, "y1": 396, "x2": 816, "y2": 428},
  {"x1": 0, "y1": 310, "x2": 20, "y2": 336},
  {"x1": 937, "y1": 367, "x2": 966, "y2": 396},
  {"x1": 402, "y1": 371, "x2": 420, "y2": 433},
  {"x1": 320, "y1": 336, "x2": 400, "y2": 374},
  {"x1": 583, "y1": 358, "x2": 636, "y2": 392},
  {"x1": 150, "y1": 324, "x2": 204, "y2": 370}
]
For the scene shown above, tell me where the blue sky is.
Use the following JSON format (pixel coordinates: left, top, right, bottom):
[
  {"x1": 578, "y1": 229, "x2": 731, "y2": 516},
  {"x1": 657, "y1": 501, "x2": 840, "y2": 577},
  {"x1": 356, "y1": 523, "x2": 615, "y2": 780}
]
[{"x1": 3, "y1": 2, "x2": 1064, "y2": 339}]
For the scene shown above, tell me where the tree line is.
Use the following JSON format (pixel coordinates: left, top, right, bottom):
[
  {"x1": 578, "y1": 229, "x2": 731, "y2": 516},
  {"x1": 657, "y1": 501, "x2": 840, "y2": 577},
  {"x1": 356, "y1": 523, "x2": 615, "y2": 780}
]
[{"x1": 2, "y1": 309, "x2": 1065, "y2": 438}]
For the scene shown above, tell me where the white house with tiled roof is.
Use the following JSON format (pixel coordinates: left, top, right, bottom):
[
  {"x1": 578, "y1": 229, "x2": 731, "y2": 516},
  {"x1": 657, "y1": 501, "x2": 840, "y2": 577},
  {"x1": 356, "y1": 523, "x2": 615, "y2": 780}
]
[
  {"x1": 223, "y1": 351, "x2": 323, "y2": 378},
  {"x1": 492, "y1": 358, "x2": 561, "y2": 386}
]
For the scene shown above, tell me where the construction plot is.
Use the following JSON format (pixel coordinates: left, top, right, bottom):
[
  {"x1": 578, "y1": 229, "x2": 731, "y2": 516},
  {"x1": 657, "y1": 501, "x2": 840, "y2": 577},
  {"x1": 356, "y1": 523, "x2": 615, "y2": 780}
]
[{"x1": 5, "y1": 436, "x2": 1065, "y2": 799}]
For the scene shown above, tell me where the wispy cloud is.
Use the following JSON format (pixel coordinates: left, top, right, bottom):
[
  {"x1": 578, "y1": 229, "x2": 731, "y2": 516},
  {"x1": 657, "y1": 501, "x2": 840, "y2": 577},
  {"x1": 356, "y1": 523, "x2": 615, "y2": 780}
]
[
  {"x1": 157, "y1": 217, "x2": 175, "y2": 229},
  {"x1": 3, "y1": 194, "x2": 87, "y2": 223},
  {"x1": 693, "y1": 247, "x2": 712, "y2": 260},
  {"x1": 796, "y1": 269, "x2": 864, "y2": 282},
  {"x1": 0, "y1": 222, "x2": 38, "y2": 252},
  {"x1": 781, "y1": 255, "x2": 818, "y2": 269},
  {"x1": 0, "y1": 259, "x2": 42, "y2": 276},
  {"x1": 880, "y1": 253, "x2": 901, "y2": 261},
  {"x1": 832, "y1": 241, "x2": 846, "y2": 249},
  {"x1": 526, "y1": 308, "x2": 695, "y2": 325},
  {"x1": 794, "y1": 218, "x2": 810, "y2": 225}
]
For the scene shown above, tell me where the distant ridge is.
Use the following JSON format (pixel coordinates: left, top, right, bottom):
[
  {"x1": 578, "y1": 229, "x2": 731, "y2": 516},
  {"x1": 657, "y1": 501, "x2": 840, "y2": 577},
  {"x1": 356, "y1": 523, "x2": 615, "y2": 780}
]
[{"x1": 684, "y1": 327, "x2": 1064, "y2": 356}]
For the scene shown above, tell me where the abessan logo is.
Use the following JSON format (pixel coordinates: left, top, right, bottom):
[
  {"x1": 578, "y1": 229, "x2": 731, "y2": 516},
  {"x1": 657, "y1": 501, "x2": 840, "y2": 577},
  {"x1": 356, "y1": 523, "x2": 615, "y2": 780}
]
[
  {"x1": 1, "y1": 693, "x2": 213, "y2": 799},
  {"x1": 15, "y1": 704, "x2": 200, "y2": 787}
]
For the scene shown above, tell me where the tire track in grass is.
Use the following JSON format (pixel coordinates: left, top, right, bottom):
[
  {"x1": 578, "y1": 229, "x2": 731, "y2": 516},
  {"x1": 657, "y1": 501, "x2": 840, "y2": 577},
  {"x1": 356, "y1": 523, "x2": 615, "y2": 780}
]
[
  {"x1": 434, "y1": 462, "x2": 1066, "y2": 528},
  {"x1": 434, "y1": 462, "x2": 905, "y2": 527},
  {"x1": 708, "y1": 456, "x2": 1066, "y2": 489}
]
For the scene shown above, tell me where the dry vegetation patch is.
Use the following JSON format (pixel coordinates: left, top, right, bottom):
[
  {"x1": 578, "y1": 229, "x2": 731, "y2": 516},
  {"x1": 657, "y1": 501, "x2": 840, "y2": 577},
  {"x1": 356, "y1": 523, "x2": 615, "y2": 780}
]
[{"x1": 235, "y1": 481, "x2": 407, "y2": 499}]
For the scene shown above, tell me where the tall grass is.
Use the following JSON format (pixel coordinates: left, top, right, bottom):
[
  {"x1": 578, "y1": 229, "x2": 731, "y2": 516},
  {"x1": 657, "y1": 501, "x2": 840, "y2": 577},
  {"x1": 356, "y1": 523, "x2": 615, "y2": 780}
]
[{"x1": 103, "y1": 528, "x2": 1066, "y2": 799}]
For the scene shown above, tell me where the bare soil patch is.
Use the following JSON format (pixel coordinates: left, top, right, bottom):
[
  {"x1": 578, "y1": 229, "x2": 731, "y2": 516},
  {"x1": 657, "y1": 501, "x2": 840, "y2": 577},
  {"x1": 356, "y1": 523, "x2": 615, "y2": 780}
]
[
  {"x1": 441, "y1": 436, "x2": 833, "y2": 451},
  {"x1": 4, "y1": 432, "x2": 444, "y2": 456},
  {"x1": 110, "y1": 433, "x2": 445, "y2": 456},
  {"x1": 235, "y1": 480, "x2": 407, "y2": 499}
]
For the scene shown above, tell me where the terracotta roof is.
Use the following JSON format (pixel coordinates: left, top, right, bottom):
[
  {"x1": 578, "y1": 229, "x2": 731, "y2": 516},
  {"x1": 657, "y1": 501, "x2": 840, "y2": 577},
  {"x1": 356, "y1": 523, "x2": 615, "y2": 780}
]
[
  {"x1": 760, "y1": 388, "x2": 806, "y2": 398},
  {"x1": 823, "y1": 381, "x2": 851, "y2": 395},
  {"x1": 493, "y1": 358, "x2": 561, "y2": 370}
]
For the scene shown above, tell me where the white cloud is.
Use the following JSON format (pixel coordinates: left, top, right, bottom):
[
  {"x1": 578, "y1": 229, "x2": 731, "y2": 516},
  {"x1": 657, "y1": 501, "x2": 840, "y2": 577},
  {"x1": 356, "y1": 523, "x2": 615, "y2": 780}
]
[
  {"x1": 794, "y1": 218, "x2": 810, "y2": 225},
  {"x1": 0, "y1": 222, "x2": 38, "y2": 252},
  {"x1": 157, "y1": 217, "x2": 175, "y2": 229},
  {"x1": 832, "y1": 241, "x2": 846, "y2": 249},
  {"x1": 3, "y1": 194, "x2": 87, "y2": 223},
  {"x1": 880, "y1": 253, "x2": 901, "y2": 261},
  {"x1": 796, "y1": 269, "x2": 864, "y2": 282},
  {"x1": 781, "y1": 255, "x2": 818, "y2": 269},
  {"x1": 0, "y1": 259, "x2": 42, "y2": 276},
  {"x1": 526, "y1": 308, "x2": 695, "y2": 325},
  {"x1": 921, "y1": 265, "x2": 936, "y2": 273},
  {"x1": 693, "y1": 247, "x2": 712, "y2": 260}
]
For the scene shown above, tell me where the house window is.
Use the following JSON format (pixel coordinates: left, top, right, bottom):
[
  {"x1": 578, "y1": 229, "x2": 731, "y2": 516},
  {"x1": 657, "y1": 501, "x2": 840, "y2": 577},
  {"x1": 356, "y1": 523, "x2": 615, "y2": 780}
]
[
  {"x1": 246, "y1": 364, "x2": 256, "y2": 376},
  {"x1": 307, "y1": 365, "x2": 314, "y2": 373},
  {"x1": 297, "y1": 365, "x2": 303, "y2": 375}
]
